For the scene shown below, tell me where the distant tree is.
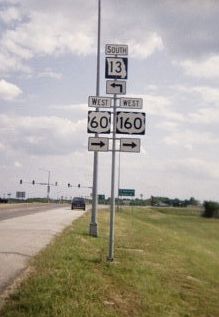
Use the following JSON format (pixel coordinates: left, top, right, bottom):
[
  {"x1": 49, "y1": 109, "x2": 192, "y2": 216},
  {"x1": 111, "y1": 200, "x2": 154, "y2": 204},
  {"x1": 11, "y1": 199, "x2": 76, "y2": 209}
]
[
  {"x1": 189, "y1": 197, "x2": 198, "y2": 206},
  {"x1": 172, "y1": 198, "x2": 180, "y2": 207},
  {"x1": 202, "y1": 201, "x2": 219, "y2": 218}
]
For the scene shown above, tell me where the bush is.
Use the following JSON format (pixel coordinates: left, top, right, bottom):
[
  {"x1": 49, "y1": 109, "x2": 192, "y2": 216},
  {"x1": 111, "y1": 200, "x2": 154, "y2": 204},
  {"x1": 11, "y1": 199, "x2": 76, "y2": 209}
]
[{"x1": 202, "y1": 201, "x2": 219, "y2": 218}]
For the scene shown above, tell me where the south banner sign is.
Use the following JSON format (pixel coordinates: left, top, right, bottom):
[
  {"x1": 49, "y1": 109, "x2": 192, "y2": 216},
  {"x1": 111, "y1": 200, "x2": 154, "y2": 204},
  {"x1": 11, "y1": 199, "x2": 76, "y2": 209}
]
[{"x1": 105, "y1": 44, "x2": 128, "y2": 56}]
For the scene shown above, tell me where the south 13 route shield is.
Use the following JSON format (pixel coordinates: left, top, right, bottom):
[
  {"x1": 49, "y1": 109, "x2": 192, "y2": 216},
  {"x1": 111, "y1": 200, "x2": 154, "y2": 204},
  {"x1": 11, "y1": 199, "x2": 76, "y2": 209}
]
[{"x1": 105, "y1": 57, "x2": 128, "y2": 79}]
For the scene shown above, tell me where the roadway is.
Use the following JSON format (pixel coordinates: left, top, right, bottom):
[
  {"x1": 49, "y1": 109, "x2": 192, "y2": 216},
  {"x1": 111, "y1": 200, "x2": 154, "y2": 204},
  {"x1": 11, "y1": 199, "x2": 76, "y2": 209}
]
[
  {"x1": 0, "y1": 203, "x2": 87, "y2": 302},
  {"x1": 0, "y1": 203, "x2": 64, "y2": 221}
]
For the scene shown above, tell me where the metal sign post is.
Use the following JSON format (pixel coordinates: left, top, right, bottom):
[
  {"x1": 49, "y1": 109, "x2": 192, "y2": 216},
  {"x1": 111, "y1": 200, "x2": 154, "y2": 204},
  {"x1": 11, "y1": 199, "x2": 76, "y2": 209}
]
[
  {"x1": 108, "y1": 92, "x2": 117, "y2": 261},
  {"x1": 90, "y1": 0, "x2": 101, "y2": 237}
]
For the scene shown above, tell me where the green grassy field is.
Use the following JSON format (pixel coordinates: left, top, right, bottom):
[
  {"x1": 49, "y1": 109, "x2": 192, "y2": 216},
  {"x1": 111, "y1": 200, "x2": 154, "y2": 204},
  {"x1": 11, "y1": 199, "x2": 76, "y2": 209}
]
[{"x1": 1, "y1": 206, "x2": 219, "y2": 317}]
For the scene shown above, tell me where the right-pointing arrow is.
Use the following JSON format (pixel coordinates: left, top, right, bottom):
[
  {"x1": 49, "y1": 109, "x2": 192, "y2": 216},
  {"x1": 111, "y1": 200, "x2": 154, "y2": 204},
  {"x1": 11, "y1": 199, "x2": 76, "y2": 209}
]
[
  {"x1": 123, "y1": 142, "x2": 137, "y2": 148},
  {"x1": 91, "y1": 141, "x2": 105, "y2": 147}
]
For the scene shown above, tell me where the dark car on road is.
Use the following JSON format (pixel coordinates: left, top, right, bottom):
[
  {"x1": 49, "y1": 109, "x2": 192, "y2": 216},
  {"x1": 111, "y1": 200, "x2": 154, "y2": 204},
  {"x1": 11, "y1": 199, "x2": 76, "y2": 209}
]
[{"x1": 71, "y1": 197, "x2": 86, "y2": 210}]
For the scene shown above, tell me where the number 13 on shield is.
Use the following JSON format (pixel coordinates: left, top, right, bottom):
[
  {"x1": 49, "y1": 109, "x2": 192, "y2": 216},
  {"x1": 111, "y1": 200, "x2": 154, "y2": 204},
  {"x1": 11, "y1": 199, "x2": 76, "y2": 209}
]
[{"x1": 105, "y1": 57, "x2": 128, "y2": 79}]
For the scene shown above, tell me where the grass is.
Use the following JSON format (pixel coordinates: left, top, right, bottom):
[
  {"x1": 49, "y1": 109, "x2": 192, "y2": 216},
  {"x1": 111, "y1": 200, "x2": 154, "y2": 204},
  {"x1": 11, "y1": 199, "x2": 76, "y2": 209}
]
[{"x1": 1, "y1": 206, "x2": 219, "y2": 317}]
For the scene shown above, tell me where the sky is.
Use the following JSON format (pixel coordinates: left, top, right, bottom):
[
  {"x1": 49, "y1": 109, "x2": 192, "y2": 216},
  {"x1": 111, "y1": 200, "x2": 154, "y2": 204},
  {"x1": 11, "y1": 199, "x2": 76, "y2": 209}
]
[{"x1": 0, "y1": 0, "x2": 219, "y2": 202}]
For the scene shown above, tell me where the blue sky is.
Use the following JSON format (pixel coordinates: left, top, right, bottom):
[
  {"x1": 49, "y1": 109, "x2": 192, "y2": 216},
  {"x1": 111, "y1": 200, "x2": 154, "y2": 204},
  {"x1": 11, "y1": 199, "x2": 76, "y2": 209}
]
[{"x1": 1, "y1": 0, "x2": 219, "y2": 201}]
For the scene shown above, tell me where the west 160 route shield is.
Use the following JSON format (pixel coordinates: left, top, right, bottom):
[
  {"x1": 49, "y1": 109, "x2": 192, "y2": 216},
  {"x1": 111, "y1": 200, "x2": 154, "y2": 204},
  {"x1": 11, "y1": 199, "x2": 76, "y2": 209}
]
[{"x1": 116, "y1": 112, "x2": 145, "y2": 135}]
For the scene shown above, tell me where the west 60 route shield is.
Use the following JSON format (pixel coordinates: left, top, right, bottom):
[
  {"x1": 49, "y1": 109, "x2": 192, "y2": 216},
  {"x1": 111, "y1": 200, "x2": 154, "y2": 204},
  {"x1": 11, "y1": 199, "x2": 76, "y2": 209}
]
[
  {"x1": 116, "y1": 111, "x2": 145, "y2": 135},
  {"x1": 87, "y1": 111, "x2": 111, "y2": 134}
]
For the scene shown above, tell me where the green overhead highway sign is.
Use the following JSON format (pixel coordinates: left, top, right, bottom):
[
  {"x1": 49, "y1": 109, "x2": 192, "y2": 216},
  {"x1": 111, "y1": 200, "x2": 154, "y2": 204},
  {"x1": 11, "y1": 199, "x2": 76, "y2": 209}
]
[{"x1": 118, "y1": 189, "x2": 135, "y2": 197}]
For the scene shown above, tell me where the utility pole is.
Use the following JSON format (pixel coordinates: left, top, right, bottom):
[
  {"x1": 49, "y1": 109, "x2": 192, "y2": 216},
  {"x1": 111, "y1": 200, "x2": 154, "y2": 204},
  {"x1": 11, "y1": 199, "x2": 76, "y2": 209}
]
[
  {"x1": 39, "y1": 168, "x2": 52, "y2": 203},
  {"x1": 47, "y1": 170, "x2": 51, "y2": 203},
  {"x1": 90, "y1": 0, "x2": 101, "y2": 237}
]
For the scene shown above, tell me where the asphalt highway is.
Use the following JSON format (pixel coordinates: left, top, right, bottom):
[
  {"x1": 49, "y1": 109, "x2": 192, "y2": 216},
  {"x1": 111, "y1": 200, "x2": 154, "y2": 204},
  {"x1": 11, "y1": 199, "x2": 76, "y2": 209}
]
[{"x1": 0, "y1": 203, "x2": 67, "y2": 221}]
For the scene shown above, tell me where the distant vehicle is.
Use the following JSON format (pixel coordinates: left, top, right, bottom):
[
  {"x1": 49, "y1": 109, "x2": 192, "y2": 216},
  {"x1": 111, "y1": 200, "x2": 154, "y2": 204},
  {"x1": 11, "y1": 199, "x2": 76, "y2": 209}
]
[
  {"x1": 0, "y1": 198, "x2": 8, "y2": 204},
  {"x1": 71, "y1": 197, "x2": 86, "y2": 210}
]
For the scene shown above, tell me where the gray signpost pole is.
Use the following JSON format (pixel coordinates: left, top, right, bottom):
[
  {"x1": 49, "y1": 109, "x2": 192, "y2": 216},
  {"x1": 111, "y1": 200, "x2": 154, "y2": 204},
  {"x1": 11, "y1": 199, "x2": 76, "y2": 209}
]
[
  {"x1": 47, "y1": 170, "x2": 51, "y2": 203},
  {"x1": 90, "y1": 0, "x2": 101, "y2": 237},
  {"x1": 108, "y1": 92, "x2": 117, "y2": 261}
]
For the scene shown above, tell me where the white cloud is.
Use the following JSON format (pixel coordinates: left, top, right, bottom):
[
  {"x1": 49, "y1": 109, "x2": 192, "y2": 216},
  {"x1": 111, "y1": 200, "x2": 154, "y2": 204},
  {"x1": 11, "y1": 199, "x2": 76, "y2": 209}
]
[
  {"x1": 142, "y1": 94, "x2": 184, "y2": 122},
  {"x1": 0, "y1": 79, "x2": 22, "y2": 100},
  {"x1": 168, "y1": 158, "x2": 219, "y2": 180},
  {"x1": 129, "y1": 33, "x2": 163, "y2": 59},
  {"x1": 37, "y1": 69, "x2": 63, "y2": 80},
  {"x1": 0, "y1": 2, "x2": 96, "y2": 74},
  {"x1": 0, "y1": 6, "x2": 23, "y2": 24},
  {"x1": 179, "y1": 55, "x2": 219, "y2": 78},
  {"x1": 0, "y1": 114, "x2": 87, "y2": 155},
  {"x1": 14, "y1": 161, "x2": 22, "y2": 168},
  {"x1": 191, "y1": 86, "x2": 219, "y2": 105},
  {"x1": 189, "y1": 108, "x2": 219, "y2": 124},
  {"x1": 158, "y1": 121, "x2": 179, "y2": 132},
  {"x1": 164, "y1": 130, "x2": 219, "y2": 148}
]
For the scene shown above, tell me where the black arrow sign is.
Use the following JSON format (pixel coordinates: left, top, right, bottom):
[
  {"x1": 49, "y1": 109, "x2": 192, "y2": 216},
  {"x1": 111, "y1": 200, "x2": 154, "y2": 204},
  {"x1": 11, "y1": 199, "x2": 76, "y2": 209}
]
[
  {"x1": 111, "y1": 82, "x2": 123, "y2": 92},
  {"x1": 123, "y1": 142, "x2": 137, "y2": 148},
  {"x1": 91, "y1": 141, "x2": 105, "y2": 147}
]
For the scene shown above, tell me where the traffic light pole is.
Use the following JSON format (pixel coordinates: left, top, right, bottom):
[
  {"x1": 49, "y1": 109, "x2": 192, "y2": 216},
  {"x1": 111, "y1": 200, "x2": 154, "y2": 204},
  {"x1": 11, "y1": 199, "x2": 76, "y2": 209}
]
[{"x1": 90, "y1": 0, "x2": 101, "y2": 237}]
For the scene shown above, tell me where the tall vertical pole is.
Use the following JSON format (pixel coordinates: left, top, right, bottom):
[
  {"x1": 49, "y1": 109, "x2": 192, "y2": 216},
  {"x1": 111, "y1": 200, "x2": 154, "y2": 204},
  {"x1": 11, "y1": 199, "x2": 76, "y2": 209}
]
[
  {"x1": 47, "y1": 170, "x2": 51, "y2": 203},
  {"x1": 108, "y1": 92, "x2": 117, "y2": 261},
  {"x1": 90, "y1": 0, "x2": 101, "y2": 237},
  {"x1": 117, "y1": 150, "x2": 121, "y2": 212}
]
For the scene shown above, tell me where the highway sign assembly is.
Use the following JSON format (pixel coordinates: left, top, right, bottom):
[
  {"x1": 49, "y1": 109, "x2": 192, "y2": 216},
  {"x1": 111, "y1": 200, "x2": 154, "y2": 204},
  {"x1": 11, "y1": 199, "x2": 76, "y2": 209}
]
[
  {"x1": 87, "y1": 111, "x2": 111, "y2": 134},
  {"x1": 88, "y1": 96, "x2": 112, "y2": 108},
  {"x1": 88, "y1": 137, "x2": 109, "y2": 152},
  {"x1": 105, "y1": 57, "x2": 128, "y2": 79},
  {"x1": 106, "y1": 80, "x2": 126, "y2": 95},
  {"x1": 105, "y1": 44, "x2": 128, "y2": 56},
  {"x1": 120, "y1": 138, "x2": 140, "y2": 152},
  {"x1": 116, "y1": 111, "x2": 146, "y2": 135},
  {"x1": 88, "y1": 42, "x2": 146, "y2": 261},
  {"x1": 118, "y1": 189, "x2": 135, "y2": 197},
  {"x1": 120, "y1": 97, "x2": 143, "y2": 109}
]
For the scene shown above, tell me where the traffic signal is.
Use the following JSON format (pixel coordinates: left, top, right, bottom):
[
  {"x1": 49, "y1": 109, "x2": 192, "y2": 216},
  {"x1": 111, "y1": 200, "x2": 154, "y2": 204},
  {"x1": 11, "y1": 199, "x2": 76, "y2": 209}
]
[
  {"x1": 55, "y1": 182, "x2": 58, "y2": 186},
  {"x1": 78, "y1": 184, "x2": 80, "y2": 188},
  {"x1": 19, "y1": 179, "x2": 22, "y2": 184},
  {"x1": 32, "y1": 180, "x2": 35, "y2": 185},
  {"x1": 68, "y1": 183, "x2": 70, "y2": 187}
]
